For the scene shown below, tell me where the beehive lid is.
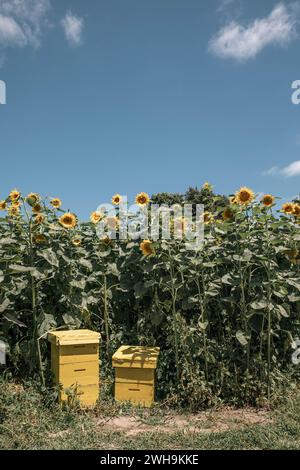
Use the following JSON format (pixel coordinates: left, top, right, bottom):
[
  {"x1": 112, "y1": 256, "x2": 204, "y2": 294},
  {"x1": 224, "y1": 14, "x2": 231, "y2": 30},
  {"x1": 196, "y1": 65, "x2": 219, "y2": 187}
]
[
  {"x1": 48, "y1": 329, "x2": 100, "y2": 346},
  {"x1": 112, "y1": 345, "x2": 160, "y2": 369}
]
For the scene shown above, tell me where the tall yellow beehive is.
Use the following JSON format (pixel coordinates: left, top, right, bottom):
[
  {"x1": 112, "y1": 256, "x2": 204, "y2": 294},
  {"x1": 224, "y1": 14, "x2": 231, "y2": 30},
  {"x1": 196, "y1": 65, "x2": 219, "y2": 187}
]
[
  {"x1": 112, "y1": 345, "x2": 160, "y2": 407},
  {"x1": 48, "y1": 329, "x2": 100, "y2": 407}
]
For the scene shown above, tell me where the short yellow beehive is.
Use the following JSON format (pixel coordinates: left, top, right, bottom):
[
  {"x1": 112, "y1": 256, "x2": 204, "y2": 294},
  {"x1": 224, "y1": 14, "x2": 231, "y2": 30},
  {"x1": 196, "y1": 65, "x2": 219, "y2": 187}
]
[
  {"x1": 112, "y1": 345, "x2": 160, "y2": 407},
  {"x1": 48, "y1": 329, "x2": 100, "y2": 407}
]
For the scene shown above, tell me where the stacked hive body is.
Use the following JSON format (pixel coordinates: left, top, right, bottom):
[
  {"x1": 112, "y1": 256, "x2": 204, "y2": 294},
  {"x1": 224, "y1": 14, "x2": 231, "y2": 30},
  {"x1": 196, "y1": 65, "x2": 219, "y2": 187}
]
[
  {"x1": 112, "y1": 346, "x2": 160, "y2": 407},
  {"x1": 48, "y1": 329, "x2": 100, "y2": 407}
]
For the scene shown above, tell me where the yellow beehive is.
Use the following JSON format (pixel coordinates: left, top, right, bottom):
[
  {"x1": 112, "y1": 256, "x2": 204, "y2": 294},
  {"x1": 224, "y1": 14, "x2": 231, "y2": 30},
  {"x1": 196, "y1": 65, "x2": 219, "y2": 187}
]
[
  {"x1": 112, "y1": 345, "x2": 160, "y2": 407},
  {"x1": 48, "y1": 329, "x2": 100, "y2": 407}
]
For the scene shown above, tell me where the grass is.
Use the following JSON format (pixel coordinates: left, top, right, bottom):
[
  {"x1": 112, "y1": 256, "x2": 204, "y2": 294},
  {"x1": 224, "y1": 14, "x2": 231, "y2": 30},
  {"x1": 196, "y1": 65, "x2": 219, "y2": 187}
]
[{"x1": 1, "y1": 377, "x2": 300, "y2": 450}]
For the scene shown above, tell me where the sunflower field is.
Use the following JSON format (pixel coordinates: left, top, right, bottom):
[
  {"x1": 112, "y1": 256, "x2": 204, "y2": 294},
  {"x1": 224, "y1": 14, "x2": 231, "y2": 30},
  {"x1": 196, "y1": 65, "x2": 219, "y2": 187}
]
[{"x1": 1, "y1": 187, "x2": 300, "y2": 408}]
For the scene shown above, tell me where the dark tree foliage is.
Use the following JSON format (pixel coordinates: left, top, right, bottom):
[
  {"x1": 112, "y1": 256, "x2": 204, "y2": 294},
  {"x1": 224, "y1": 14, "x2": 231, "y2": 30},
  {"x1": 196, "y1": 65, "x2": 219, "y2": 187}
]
[
  {"x1": 151, "y1": 192, "x2": 184, "y2": 206},
  {"x1": 152, "y1": 185, "x2": 228, "y2": 214}
]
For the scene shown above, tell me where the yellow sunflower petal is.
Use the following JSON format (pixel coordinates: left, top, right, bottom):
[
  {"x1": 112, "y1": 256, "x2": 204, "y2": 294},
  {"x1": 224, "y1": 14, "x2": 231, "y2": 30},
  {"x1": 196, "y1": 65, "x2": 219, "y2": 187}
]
[
  {"x1": 140, "y1": 239, "x2": 154, "y2": 256},
  {"x1": 59, "y1": 212, "x2": 77, "y2": 229},
  {"x1": 135, "y1": 192, "x2": 150, "y2": 206},
  {"x1": 235, "y1": 187, "x2": 255, "y2": 205},
  {"x1": 90, "y1": 211, "x2": 104, "y2": 224},
  {"x1": 293, "y1": 204, "x2": 300, "y2": 217},
  {"x1": 203, "y1": 211, "x2": 213, "y2": 224},
  {"x1": 111, "y1": 194, "x2": 122, "y2": 205},
  {"x1": 222, "y1": 207, "x2": 234, "y2": 221},
  {"x1": 9, "y1": 189, "x2": 21, "y2": 202},
  {"x1": 261, "y1": 194, "x2": 275, "y2": 207},
  {"x1": 50, "y1": 198, "x2": 62, "y2": 209},
  {"x1": 32, "y1": 203, "x2": 42, "y2": 213},
  {"x1": 281, "y1": 202, "x2": 294, "y2": 215},
  {"x1": 34, "y1": 213, "x2": 45, "y2": 224}
]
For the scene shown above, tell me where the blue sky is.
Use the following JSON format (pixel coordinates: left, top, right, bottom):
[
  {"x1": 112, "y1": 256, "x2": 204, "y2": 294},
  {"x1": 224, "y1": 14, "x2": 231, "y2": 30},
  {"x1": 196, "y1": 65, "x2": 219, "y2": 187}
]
[{"x1": 0, "y1": 0, "x2": 300, "y2": 218}]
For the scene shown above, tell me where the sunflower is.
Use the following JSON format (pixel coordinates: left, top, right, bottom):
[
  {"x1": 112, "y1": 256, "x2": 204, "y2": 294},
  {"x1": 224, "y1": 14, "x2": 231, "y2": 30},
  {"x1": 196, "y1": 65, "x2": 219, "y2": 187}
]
[
  {"x1": 9, "y1": 189, "x2": 21, "y2": 202},
  {"x1": 106, "y1": 216, "x2": 119, "y2": 230},
  {"x1": 33, "y1": 234, "x2": 47, "y2": 244},
  {"x1": 26, "y1": 193, "x2": 40, "y2": 207},
  {"x1": 72, "y1": 237, "x2": 81, "y2": 247},
  {"x1": 101, "y1": 235, "x2": 113, "y2": 246},
  {"x1": 235, "y1": 187, "x2": 255, "y2": 205},
  {"x1": 90, "y1": 211, "x2": 104, "y2": 224},
  {"x1": 135, "y1": 192, "x2": 150, "y2": 206},
  {"x1": 140, "y1": 239, "x2": 154, "y2": 257},
  {"x1": 111, "y1": 194, "x2": 122, "y2": 205},
  {"x1": 286, "y1": 249, "x2": 299, "y2": 258},
  {"x1": 293, "y1": 204, "x2": 300, "y2": 217},
  {"x1": 0, "y1": 200, "x2": 6, "y2": 210},
  {"x1": 59, "y1": 212, "x2": 77, "y2": 229},
  {"x1": 285, "y1": 249, "x2": 300, "y2": 265},
  {"x1": 222, "y1": 207, "x2": 234, "y2": 221},
  {"x1": 50, "y1": 198, "x2": 62, "y2": 209},
  {"x1": 281, "y1": 202, "x2": 294, "y2": 215},
  {"x1": 12, "y1": 200, "x2": 21, "y2": 208},
  {"x1": 8, "y1": 205, "x2": 20, "y2": 217},
  {"x1": 203, "y1": 211, "x2": 213, "y2": 224},
  {"x1": 32, "y1": 203, "x2": 42, "y2": 213},
  {"x1": 261, "y1": 194, "x2": 275, "y2": 207},
  {"x1": 202, "y1": 182, "x2": 213, "y2": 191},
  {"x1": 34, "y1": 213, "x2": 45, "y2": 224}
]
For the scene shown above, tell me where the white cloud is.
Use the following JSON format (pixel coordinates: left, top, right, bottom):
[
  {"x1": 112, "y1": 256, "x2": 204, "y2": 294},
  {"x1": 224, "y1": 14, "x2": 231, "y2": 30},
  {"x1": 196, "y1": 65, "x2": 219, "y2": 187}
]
[
  {"x1": 282, "y1": 160, "x2": 300, "y2": 177},
  {"x1": 217, "y1": 0, "x2": 236, "y2": 14},
  {"x1": 216, "y1": 0, "x2": 243, "y2": 23},
  {"x1": 0, "y1": 0, "x2": 51, "y2": 49},
  {"x1": 262, "y1": 166, "x2": 280, "y2": 176},
  {"x1": 263, "y1": 161, "x2": 300, "y2": 178},
  {"x1": 0, "y1": 15, "x2": 26, "y2": 47},
  {"x1": 61, "y1": 12, "x2": 84, "y2": 47},
  {"x1": 209, "y1": 3, "x2": 298, "y2": 61}
]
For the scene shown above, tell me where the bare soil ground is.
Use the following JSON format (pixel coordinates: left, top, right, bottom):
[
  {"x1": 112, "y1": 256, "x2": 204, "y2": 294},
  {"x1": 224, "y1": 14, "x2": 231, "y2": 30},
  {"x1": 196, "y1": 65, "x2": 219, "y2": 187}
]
[{"x1": 95, "y1": 407, "x2": 271, "y2": 436}]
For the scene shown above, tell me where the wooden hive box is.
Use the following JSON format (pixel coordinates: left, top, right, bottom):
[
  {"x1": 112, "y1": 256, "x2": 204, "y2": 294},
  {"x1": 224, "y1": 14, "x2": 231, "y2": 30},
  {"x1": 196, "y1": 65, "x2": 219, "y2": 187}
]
[
  {"x1": 112, "y1": 345, "x2": 160, "y2": 407},
  {"x1": 48, "y1": 329, "x2": 101, "y2": 407}
]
